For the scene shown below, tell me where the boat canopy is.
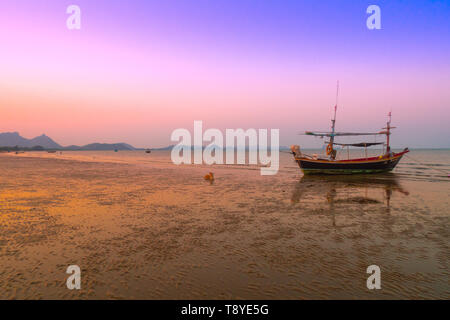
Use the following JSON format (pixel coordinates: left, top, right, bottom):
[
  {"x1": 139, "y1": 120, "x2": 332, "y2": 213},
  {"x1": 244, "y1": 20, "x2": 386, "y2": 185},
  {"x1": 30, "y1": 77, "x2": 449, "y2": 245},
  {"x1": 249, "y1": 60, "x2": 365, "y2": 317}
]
[
  {"x1": 326, "y1": 141, "x2": 384, "y2": 147},
  {"x1": 304, "y1": 131, "x2": 381, "y2": 137}
]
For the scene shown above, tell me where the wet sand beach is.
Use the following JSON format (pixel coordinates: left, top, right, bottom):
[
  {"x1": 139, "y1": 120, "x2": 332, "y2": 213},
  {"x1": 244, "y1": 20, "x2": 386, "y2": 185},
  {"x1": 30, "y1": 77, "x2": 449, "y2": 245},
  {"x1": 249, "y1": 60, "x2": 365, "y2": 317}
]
[{"x1": 0, "y1": 150, "x2": 449, "y2": 299}]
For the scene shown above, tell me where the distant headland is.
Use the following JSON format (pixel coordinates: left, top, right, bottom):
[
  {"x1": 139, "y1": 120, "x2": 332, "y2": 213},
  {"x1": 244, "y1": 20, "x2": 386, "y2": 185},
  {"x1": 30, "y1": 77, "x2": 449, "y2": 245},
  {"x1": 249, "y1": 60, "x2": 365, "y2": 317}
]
[{"x1": 0, "y1": 132, "x2": 139, "y2": 151}]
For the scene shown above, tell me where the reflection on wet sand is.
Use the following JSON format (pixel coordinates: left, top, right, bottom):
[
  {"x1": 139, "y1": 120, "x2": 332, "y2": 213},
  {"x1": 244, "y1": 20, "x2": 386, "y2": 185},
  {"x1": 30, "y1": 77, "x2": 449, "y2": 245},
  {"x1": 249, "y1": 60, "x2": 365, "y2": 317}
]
[{"x1": 292, "y1": 175, "x2": 410, "y2": 223}]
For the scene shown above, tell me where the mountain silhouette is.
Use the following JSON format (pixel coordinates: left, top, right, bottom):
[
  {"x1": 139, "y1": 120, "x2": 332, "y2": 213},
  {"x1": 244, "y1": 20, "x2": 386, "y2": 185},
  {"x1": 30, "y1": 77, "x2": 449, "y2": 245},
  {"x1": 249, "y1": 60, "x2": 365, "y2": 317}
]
[
  {"x1": 29, "y1": 134, "x2": 62, "y2": 149},
  {"x1": 0, "y1": 132, "x2": 61, "y2": 149},
  {"x1": 0, "y1": 132, "x2": 137, "y2": 150}
]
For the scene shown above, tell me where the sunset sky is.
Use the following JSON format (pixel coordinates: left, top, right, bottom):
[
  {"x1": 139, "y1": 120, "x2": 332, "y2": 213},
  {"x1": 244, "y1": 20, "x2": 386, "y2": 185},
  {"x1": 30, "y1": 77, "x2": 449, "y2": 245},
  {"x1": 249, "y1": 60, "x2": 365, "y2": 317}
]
[{"x1": 0, "y1": 0, "x2": 449, "y2": 148}]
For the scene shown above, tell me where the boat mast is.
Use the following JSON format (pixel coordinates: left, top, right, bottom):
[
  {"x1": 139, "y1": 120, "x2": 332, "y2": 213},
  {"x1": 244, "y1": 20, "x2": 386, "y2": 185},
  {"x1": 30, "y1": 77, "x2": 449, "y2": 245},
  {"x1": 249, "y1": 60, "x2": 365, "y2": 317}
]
[
  {"x1": 385, "y1": 112, "x2": 391, "y2": 155},
  {"x1": 329, "y1": 81, "x2": 339, "y2": 159}
]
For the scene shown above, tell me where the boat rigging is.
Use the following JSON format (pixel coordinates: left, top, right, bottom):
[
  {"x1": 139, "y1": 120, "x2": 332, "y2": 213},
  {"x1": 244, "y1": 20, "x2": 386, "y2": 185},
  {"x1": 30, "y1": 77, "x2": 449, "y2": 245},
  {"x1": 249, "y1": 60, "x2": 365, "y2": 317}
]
[{"x1": 290, "y1": 85, "x2": 409, "y2": 175}]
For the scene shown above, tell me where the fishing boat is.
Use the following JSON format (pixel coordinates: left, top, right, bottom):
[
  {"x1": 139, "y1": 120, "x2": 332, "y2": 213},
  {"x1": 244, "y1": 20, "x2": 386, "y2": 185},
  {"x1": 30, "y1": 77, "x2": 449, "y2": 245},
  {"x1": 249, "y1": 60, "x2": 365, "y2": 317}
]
[{"x1": 291, "y1": 87, "x2": 409, "y2": 175}]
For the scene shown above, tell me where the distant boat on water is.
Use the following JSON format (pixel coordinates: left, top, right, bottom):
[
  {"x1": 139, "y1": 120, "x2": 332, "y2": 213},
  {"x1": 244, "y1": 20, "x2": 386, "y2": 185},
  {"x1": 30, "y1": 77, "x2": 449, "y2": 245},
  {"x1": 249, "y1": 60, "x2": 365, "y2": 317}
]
[
  {"x1": 47, "y1": 150, "x2": 57, "y2": 153},
  {"x1": 145, "y1": 149, "x2": 151, "y2": 153},
  {"x1": 291, "y1": 85, "x2": 409, "y2": 175}
]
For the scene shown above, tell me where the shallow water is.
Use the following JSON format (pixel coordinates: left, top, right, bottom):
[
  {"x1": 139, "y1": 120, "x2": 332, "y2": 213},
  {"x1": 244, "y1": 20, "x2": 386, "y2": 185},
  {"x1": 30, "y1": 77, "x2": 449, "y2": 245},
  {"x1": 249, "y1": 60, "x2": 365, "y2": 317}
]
[{"x1": 0, "y1": 149, "x2": 448, "y2": 299}]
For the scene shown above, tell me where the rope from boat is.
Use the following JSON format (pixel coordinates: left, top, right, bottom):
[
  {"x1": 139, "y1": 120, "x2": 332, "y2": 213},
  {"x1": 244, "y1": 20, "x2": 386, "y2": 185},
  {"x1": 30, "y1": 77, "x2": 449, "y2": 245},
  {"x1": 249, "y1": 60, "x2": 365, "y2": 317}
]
[{"x1": 404, "y1": 154, "x2": 449, "y2": 177}]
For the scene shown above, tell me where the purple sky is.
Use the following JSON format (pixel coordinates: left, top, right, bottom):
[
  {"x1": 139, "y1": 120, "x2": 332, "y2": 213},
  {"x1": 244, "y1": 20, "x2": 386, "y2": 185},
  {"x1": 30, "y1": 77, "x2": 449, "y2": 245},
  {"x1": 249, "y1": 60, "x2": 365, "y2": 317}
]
[{"x1": 0, "y1": 0, "x2": 449, "y2": 148}]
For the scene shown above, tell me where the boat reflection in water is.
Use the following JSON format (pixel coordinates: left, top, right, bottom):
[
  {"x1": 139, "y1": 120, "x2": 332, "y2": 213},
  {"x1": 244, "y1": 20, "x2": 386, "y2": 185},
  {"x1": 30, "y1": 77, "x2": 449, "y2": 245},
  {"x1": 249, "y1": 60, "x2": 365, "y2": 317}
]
[{"x1": 291, "y1": 174, "x2": 409, "y2": 227}]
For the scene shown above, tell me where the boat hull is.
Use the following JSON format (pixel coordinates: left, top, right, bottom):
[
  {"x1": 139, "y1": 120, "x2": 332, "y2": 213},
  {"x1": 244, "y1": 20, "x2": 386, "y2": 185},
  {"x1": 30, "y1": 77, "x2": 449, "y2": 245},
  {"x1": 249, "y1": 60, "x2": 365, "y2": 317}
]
[{"x1": 295, "y1": 151, "x2": 408, "y2": 175}]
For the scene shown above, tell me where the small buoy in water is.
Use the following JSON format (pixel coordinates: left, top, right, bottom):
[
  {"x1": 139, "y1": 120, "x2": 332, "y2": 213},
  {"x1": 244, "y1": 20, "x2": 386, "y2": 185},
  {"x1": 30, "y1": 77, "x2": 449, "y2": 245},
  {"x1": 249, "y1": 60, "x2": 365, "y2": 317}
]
[{"x1": 204, "y1": 172, "x2": 214, "y2": 181}]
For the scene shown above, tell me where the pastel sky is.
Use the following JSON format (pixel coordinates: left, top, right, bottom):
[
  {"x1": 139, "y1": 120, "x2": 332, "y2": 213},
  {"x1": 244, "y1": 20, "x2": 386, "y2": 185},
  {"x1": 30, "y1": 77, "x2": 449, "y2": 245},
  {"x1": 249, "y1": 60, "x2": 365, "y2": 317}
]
[{"x1": 0, "y1": 0, "x2": 449, "y2": 148}]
